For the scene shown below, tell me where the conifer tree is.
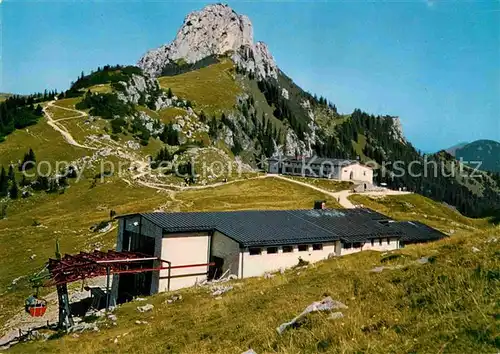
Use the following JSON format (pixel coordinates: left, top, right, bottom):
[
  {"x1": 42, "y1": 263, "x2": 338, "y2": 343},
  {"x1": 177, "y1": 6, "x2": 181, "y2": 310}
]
[
  {"x1": 7, "y1": 166, "x2": 14, "y2": 182},
  {"x1": 0, "y1": 167, "x2": 7, "y2": 197},
  {"x1": 9, "y1": 177, "x2": 19, "y2": 199}
]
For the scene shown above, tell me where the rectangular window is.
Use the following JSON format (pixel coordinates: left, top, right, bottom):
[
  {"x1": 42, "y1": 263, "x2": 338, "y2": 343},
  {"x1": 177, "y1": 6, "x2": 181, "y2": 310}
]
[
  {"x1": 267, "y1": 247, "x2": 278, "y2": 254},
  {"x1": 371, "y1": 239, "x2": 374, "y2": 246},
  {"x1": 343, "y1": 243, "x2": 352, "y2": 249},
  {"x1": 353, "y1": 242, "x2": 362, "y2": 248},
  {"x1": 387, "y1": 238, "x2": 390, "y2": 245},
  {"x1": 312, "y1": 244, "x2": 323, "y2": 251},
  {"x1": 298, "y1": 244, "x2": 308, "y2": 252},
  {"x1": 249, "y1": 248, "x2": 261, "y2": 255},
  {"x1": 282, "y1": 246, "x2": 293, "y2": 253},
  {"x1": 379, "y1": 239, "x2": 383, "y2": 245}
]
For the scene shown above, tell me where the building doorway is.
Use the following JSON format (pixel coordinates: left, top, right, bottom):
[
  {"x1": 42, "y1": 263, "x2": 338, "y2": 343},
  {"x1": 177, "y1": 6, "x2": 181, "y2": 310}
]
[
  {"x1": 118, "y1": 231, "x2": 155, "y2": 302},
  {"x1": 208, "y1": 256, "x2": 224, "y2": 280}
]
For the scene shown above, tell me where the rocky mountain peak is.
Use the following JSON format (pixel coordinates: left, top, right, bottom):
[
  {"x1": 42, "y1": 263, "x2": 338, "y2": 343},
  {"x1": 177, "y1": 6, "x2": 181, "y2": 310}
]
[{"x1": 138, "y1": 3, "x2": 278, "y2": 79}]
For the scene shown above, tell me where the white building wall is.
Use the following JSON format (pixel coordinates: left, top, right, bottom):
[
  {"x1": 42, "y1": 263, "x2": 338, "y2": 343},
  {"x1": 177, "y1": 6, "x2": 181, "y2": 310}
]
[
  {"x1": 211, "y1": 231, "x2": 240, "y2": 277},
  {"x1": 339, "y1": 164, "x2": 373, "y2": 183},
  {"x1": 241, "y1": 242, "x2": 339, "y2": 278},
  {"x1": 362, "y1": 238, "x2": 399, "y2": 251},
  {"x1": 339, "y1": 244, "x2": 364, "y2": 256},
  {"x1": 159, "y1": 233, "x2": 210, "y2": 292},
  {"x1": 340, "y1": 238, "x2": 399, "y2": 255}
]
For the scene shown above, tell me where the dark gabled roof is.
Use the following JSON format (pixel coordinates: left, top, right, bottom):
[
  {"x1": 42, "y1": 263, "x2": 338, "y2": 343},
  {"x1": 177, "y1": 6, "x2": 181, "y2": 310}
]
[
  {"x1": 386, "y1": 221, "x2": 448, "y2": 243},
  {"x1": 269, "y1": 156, "x2": 358, "y2": 166},
  {"x1": 128, "y1": 208, "x2": 403, "y2": 247}
]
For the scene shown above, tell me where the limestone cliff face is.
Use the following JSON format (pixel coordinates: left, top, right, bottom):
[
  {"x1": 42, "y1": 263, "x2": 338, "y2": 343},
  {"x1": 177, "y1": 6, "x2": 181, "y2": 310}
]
[
  {"x1": 137, "y1": 4, "x2": 278, "y2": 79},
  {"x1": 390, "y1": 117, "x2": 406, "y2": 143}
]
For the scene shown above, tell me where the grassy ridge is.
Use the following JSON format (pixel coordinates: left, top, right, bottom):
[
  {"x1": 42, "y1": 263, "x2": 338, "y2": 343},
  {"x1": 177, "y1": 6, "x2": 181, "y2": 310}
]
[
  {"x1": 349, "y1": 194, "x2": 490, "y2": 233},
  {"x1": 9, "y1": 227, "x2": 500, "y2": 353},
  {"x1": 284, "y1": 176, "x2": 354, "y2": 193},
  {"x1": 0, "y1": 177, "x2": 342, "y2": 327},
  {"x1": 158, "y1": 59, "x2": 241, "y2": 114},
  {"x1": 0, "y1": 117, "x2": 87, "y2": 167}
]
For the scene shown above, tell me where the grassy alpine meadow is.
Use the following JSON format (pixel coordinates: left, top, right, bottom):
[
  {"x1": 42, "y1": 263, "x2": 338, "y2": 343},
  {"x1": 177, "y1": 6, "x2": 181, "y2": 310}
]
[
  {"x1": 0, "y1": 117, "x2": 88, "y2": 168},
  {"x1": 0, "y1": 177, "x2": 343, "y2": 329},
  {"x1": 348, "y1": 194, "x2": 491, "y2": 234},
  {"x1": 52, "y1": 97, "x2": 82, "y2": 109},
  {"x1": 284, "y1": 175, "x2": 354, "y2": 193},
  {"x1": 158, "y1": 59, "x2": 241, "y2": 114},
  {"x1": 8, "y1": 226, "x2": 500, "y2": 354}
]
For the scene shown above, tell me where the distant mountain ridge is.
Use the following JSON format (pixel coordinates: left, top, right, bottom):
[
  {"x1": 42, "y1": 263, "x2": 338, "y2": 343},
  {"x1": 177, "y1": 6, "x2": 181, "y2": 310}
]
[
  {"x1": 452, "y1": 139, "x2": 500, "y2": 173},
  {"x1": 444, "y1": 142, "x2": 469, "y2": 156}
]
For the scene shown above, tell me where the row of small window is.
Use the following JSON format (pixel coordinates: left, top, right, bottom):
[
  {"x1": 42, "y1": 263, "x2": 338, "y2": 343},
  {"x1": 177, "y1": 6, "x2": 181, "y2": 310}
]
[
  {"x1": 343, "y1": 239, "x2": 392, "y2": 249},
  {"x1": 249, "y1": 244, "x2": 323, "y2": 256}
]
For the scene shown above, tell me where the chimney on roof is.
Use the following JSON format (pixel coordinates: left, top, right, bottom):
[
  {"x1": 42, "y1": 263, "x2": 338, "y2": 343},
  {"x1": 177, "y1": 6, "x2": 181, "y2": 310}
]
[{"x1": 314, "y1": 200, "x2": 326, "y2": 209}]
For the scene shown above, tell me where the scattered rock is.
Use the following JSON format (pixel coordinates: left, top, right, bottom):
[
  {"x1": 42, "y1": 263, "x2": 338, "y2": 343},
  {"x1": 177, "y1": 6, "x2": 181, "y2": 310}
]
[
  {"x1": 263, "y1": 272, "x2": 275, "y2": 279},
  {"x1": 107, "y1": 314, "x2": 117, "y2": 322},
  {"x1": 416, "y1": 257, "x2": 429, "y2": 265},
  {"x1": 328, "y1": 312, "x2": 344, "y2": 320},
  {"x1": 277, "y1": 297, "x2": 347, "y2": 334},
  {"x1": 281, "y1": 88, "x2": 289, "y2": 100},
  {"x1": 30, "y1": 254, "x2": 37, "y2": 260},
  {"x1": 242, "y1": 350, "x2": 257, "y2": 354},
  {"x1": 165, "y1": 294, "x2": 183, "y2": 304},
  {"x1": 11, "y1": 276, "x2": 24, "y2": 286},
  {"x1": 211, "y1": 285, "x2": 233, "y2": 297},
  {"x1": 472, "y1": 247, "x2": 480, "y2": 253},
  {"x1": 70, "y1": 322, "x2": 99, "y2": 333},
  {"x1": 137, "y1": 304, "x2": 154, "y2": 313},
  {"x1": 370, "y1": 266, "x2": 385, "y2": 273},
  {"x1": 370, "y1": 265, "x2": 403, "y2": 273}
]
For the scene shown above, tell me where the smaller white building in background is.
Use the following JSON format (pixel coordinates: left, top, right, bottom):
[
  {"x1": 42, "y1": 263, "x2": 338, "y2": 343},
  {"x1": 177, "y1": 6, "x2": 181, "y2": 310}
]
[
  {"x1": 113, "y1": 206, "x2": 446, "y2": 299},
  {"x1": 267, "y1": 156, "x2": 374, "y2": 184}
]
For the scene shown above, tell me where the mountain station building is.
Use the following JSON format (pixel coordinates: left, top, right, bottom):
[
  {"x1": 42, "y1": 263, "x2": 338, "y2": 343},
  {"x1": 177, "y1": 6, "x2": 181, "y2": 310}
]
[
  {"x1": 267, "y1": 156, "x2": 374, "y2": 184},
  {"x1": 112, "y1": 206, "x2": 446, "y2": 298}
]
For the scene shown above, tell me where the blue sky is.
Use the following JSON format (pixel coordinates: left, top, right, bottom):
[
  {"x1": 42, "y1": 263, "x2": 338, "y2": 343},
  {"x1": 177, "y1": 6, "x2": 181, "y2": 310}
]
[{"x1": 1, "y1": 0, "x2": 499, "y2": 152}]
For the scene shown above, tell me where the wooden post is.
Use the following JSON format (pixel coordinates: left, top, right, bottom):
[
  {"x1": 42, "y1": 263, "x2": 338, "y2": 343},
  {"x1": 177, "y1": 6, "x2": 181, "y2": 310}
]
[{"x1": 105, "y1": 266, "x2": 110, "y2": 312}]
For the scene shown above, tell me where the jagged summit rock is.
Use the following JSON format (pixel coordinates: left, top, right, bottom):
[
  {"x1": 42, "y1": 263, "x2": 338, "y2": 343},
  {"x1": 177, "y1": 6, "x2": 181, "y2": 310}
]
[{"x1": 138, "y1": 3, "x2": 278, "y2": 79}]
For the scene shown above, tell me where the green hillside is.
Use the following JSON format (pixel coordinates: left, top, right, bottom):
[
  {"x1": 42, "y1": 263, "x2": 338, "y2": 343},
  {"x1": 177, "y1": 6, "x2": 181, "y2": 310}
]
[
  {"x1": 8, "y1": 226, "x2": 499, "y2": 354},
  {"x1": 0, "y1": 174, "x2": 342, "y2": 324},
  {"x1": 454, "y1": 139, "x2": 500, "y2": 173},
  {"x1": 158, "y1": 59, "x2": 241, "y2": 115},
  {"x1": 0, "y1": 93, "x2": 13, "y2": 102}
]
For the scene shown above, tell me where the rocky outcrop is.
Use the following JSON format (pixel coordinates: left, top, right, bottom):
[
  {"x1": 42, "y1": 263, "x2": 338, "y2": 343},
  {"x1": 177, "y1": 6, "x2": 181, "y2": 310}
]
[
  {"x1": 390, "y1": 117, "x2": 406, "y2": 143},
  {"x1": 115, "y1": 73, "x2": 188, "y2": 111},
  {"x1": 138, "y1": 4, "x2": 278, "y2": 80},
  {"x1": 115, "y1": 74, "x2": 159, "y2": 106}
]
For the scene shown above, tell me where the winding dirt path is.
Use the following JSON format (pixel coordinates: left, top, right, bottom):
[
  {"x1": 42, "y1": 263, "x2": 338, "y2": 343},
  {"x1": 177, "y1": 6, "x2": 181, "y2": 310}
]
[
  {"x1": 43, "y1": 101, "x2": 96, "y2": 150},
  {"x1": 270, "y1": 175, "x2": 411, "y2": 208},
  {"x1": 43, "y1": 101, "x2": 411, "y2": 204}
]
